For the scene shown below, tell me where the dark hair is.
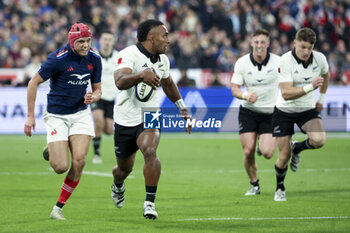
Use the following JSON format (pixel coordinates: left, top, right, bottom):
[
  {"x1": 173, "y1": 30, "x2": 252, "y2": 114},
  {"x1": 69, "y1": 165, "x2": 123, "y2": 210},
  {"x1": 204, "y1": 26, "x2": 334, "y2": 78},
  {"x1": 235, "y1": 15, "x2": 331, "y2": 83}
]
[
  {"x1": 137, "y1": 19, "x2": 164, "y2": 42},
  {"x1": 100, "y1": 30, "x2": 113, "y2": 36},
  {"x1": 252, "y1": 28, "x2": 269, "y2": 38},
  {"x1": 295, "y1": 27, "x2": 316, "y2": 44}
]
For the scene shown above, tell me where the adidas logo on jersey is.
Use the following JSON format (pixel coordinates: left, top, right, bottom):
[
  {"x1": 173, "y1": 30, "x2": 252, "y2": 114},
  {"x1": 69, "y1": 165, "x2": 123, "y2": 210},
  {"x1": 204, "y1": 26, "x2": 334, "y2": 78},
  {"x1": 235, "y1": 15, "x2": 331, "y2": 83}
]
[
  {"x1": 67, "y1": 66, "x2": 74, "y2": 71},
  {"x1": 142, "y1": 63, "x2": 148, "y2": 68},
  {"x1": 294, "y1": 70, "x2": 299, "y2": 74}
]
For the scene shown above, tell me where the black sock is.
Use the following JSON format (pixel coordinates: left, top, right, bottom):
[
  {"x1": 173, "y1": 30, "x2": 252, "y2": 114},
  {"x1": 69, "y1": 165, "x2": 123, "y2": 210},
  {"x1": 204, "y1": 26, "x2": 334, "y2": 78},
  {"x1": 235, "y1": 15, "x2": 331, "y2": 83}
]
[
  {"x1": 250, "y1": 179, "x2": 259, "y2": 187},
  {"x1": 293, "y1": 139, "x2": 315, "y2": 154},
  {"x1": 145, "y1": 186, "x2": 157, "y2": 203},
  {"x1": 275, "y1": 165, "x2": 287, "y2": 191},
  {"x1": 93, "y1": 137, "x2": 101, "y2": 156},
  {"x1": 56, "y1": 201, "x2": 64, "y2": 208},
  {"x1": 114, "y1": 180, "x2": 124, "y2": 188}
]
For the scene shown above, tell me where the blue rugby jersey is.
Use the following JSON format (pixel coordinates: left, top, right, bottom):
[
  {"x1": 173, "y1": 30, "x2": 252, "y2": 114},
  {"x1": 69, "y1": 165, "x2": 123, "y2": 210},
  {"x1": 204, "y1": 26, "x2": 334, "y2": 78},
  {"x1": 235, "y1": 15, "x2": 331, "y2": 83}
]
[{"x1": 39, "y1": 44, "x2": 102, "y2": 114}]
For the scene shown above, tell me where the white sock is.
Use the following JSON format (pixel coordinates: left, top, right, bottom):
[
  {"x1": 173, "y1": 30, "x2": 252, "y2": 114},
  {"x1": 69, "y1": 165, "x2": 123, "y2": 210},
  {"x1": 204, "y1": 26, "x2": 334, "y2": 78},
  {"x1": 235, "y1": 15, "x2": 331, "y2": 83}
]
[{"x1": 53, "y1": 205, "x2": 62, "y2": 211}]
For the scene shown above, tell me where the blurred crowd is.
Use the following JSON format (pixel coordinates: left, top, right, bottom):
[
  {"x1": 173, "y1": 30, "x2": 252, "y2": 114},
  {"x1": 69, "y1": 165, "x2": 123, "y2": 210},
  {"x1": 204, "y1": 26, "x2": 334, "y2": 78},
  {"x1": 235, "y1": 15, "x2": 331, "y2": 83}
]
[{"x1": 1, "y1": 0, "x2": 350, "y2": 87}]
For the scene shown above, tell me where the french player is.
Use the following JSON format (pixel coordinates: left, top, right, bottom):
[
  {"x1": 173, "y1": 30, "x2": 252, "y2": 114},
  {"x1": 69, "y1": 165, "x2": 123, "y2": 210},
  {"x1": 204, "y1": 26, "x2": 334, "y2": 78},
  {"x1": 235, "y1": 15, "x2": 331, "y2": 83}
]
[
  {"x1": 111, "y1": 19, "x2": 191, "y2": 220},
  {"x1": 231, "y1": 29, "x2": 280, "y2": 196},
  {"x1": 90, "y1": 30, "x2": 119, "y2": 164},
  {"x1": 273, "y1": 27, "x2": 329, "y2": 201},
  {"x1": 24, "y1": 23, "x2": 102, "y2": 220}
]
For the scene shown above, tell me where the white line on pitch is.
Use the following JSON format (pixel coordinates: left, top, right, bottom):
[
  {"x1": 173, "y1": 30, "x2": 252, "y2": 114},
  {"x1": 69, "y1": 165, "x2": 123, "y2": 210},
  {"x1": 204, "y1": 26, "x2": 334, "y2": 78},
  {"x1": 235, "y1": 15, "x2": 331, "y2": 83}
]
[
  {"x1": 83, "y1": 170, "x2": 135, "y2": 178},
  {"x1": 160, "y1": 168, "x2": 350, "y2": 174},
  {"x1": 0, "y1": 170, "x2": 134, "y2": 178},
  {"x1": 177, "y1": 216, "x2": 350, "y2": 221}
]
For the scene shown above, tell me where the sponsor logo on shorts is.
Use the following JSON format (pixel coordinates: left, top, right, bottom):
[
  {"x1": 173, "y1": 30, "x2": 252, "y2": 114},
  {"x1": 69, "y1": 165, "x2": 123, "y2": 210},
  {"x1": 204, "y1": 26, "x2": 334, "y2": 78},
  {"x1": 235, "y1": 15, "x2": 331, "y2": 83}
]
[
  {"x1": 51, "y1": 129, "x2": 57, "y2": 136},
  {"x1": 273, "y1": 125, "x2": 280, "y2": 133},
  {"x1": 115, "y1": 146, "x2": 120, "y2": 154}
]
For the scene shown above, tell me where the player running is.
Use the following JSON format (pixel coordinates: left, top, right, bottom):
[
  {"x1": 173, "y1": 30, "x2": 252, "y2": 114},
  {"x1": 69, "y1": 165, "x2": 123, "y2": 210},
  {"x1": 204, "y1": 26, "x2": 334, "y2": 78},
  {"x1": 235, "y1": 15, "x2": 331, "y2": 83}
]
[
  {"x1": 273, "y1": 27, "x2": 329, "y2": 201},
  {"x1": 91, "y1": 30, "x2": 119, "y2": 164},
  {"x1": 231, "y1": 28, "x2": 280, "y2": 196},
  {"x1": 111, "y1": 19, "x2": 191, "y2": 220},
  {"x1": 24, "y1": 23, "x2": 102, "y2": 220}
]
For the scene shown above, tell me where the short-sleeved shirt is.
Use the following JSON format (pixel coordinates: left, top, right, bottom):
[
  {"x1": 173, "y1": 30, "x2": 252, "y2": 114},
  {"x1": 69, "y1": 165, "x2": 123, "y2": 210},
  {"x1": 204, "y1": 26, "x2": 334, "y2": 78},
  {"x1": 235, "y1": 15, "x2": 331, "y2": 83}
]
[
  {"x1": 276, "y1": 50, "x2": 329, "y2": 113},
  {"x1": 231, "y1": 53, "x2": 281, "y2": 114},
  {"x1": 100, "y1": 50, "x2": 119, "y2": 101},
  {"x1": 114, "y1": 43, "x2": 170, "y2": 127},
  {"x1": 39, "y1": 44, "x2": 102, "y2": 114}
]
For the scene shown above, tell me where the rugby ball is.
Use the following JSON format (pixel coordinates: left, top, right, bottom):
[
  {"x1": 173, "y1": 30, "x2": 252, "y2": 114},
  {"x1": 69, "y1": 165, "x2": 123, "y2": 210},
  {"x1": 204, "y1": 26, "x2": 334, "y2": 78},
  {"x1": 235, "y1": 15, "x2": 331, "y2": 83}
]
[{"x1": 135, "y1": 82, "x2": 156, "y2": 102}]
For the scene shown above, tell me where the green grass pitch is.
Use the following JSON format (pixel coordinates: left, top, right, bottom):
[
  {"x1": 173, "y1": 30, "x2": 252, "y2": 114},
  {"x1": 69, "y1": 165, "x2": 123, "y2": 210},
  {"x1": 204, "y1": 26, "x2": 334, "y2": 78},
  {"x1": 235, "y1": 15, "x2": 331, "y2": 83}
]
[{"x1": 1, "y1": 133, "x2": 350, "y2": 232}]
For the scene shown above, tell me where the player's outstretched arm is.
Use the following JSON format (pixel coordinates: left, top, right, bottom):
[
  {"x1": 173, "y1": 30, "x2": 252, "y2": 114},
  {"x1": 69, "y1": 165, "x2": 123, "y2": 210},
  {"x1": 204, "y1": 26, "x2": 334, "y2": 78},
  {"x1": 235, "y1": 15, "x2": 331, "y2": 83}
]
[
  {"x1": 161, "y1": 77, "x2": 191, "y2": 134},
  {"x1": 24, "y1": 72, "x2": 44, "y2": 136}
]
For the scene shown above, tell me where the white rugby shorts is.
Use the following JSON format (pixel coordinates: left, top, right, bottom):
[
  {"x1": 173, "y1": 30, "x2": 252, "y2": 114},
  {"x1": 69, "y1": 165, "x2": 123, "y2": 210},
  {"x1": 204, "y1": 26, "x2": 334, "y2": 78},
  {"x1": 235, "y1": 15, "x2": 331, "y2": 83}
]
[{"x1": 43, "y1": 108, "x2": 95, "y2": 143}]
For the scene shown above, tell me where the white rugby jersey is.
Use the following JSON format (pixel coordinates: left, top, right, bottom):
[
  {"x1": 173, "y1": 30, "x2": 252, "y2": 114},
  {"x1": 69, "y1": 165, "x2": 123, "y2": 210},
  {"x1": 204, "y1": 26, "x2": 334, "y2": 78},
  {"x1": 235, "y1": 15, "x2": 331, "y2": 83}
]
[
  {"x1": 114, "y1": 43, "x2": 170, "y2": 126},
  {"x1": 276, "y1": 50, "x2": 329, "y2": 113},
  {"x1": 100, "y1": 50, "x2": 119, "y2": 101},
  {"x1": 231, "y1": 53, "x2": 280, "y2": 114}
]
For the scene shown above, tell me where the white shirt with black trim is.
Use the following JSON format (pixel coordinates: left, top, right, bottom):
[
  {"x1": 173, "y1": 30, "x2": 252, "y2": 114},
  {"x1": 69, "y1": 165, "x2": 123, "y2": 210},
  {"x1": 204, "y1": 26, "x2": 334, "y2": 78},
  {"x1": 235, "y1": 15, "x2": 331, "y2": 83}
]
[
  {"x1": 114, "y1": 44, "x2": 170, "y2": 126},
  {"x1": 100, "y1": 50, "x2": 119, "y2": 101},
  {"x1": 276, "y1": 50, "x2": 329, "y2": 113},
  {"x1": 231, "y1": 53, "x2": 281, "y2": 114}
]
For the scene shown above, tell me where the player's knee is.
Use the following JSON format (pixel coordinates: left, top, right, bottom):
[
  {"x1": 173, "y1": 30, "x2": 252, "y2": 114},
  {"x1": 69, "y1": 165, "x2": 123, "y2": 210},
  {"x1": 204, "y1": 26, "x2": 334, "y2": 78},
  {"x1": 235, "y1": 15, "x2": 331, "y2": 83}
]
[
  {"x1": 113, "y1": 166, "x2": 132, "y2": 178},
  {"x1": 51, "y1": 162, "x2": 69, "y2": 174},
  {"x1": 143, "y1": 147, "x2": 157, "y2": 160},
  {"x1": 72, "y1": 156, "x2": 86, "y2": 171},
  {"x1": 310, "y1": 135, "x2": 326, "y2": 148},
  {"x1": 263, "y1": 152, "x2": 274, "y2": 159},
  {"x1": 261, "y1": 148, "x2": 275, "y2": 159},
  {"x1": 243, "y1": 146, "x2": 255, "y2": 157},
  {"x1": 104, "y1": 127, "x2": 113, "y2": 135}
]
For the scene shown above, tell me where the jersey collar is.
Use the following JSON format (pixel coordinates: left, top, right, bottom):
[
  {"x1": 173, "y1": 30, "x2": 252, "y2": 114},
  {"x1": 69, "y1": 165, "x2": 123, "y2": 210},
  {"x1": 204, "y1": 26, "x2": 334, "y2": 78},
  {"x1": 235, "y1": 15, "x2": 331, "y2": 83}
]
[
  {"x1": 136, "y1": 42, "x2": 160, "y2": 64},
  {"x1": 292, "y1": 49, "x2": 313, "y2": 68},
  {"x1": 249, "y1": 53, "x2": 270, "y2": 71},
  {"x1": 99, "y1": 51, "x2": 113, "y2": 60}
]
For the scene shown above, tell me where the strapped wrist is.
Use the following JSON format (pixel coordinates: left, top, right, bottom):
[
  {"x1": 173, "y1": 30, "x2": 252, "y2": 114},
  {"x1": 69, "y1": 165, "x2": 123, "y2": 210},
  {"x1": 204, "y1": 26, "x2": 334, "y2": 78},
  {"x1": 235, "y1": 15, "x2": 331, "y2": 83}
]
[
  {"x1": 317, "y1": 93, "x2": 325, "y2": 104},
  {"x1": 303, "y1": 84, "x2": 314, "y2": 94},
  {"x1": 175, "y1": 99, "x2": 186, "y2": 110},
  {"x1": 242, "y1": 92, "x2": 248, "y2": 100}
]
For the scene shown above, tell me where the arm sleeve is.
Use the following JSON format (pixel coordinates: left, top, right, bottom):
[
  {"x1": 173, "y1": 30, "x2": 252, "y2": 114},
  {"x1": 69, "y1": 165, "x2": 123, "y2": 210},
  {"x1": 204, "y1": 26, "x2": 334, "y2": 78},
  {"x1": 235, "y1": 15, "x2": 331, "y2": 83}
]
[
  {"x1": 161, "y1": 55, "x2": 170, "y2": 79},
  {"x1": 115, "y1": 48, "x2": 134, "y2": 71},
  {"x1": 231, "y1": 59, "x2": 243, "y2": 85},
  {"x1": 91, "y1": 57, "x2": 102, "y2": 84},
  {"x1": 38, "y1": 53, "x2": 58, "y2": 81},
  {"x1": 319, "y1": 53, "x2": 329, "y2": 75},
  {"x1": 278, "y1": 55, "x2": 293, "y2": 83}
]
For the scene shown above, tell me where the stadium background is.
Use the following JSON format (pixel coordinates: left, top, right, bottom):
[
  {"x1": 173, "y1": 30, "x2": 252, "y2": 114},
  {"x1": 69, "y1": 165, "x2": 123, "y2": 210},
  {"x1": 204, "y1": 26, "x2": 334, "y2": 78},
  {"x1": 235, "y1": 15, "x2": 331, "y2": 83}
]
[
  {"x1": 1, "y1": 0, "x2": 350, "y2": 134},
  {"x1": 0, "y1": 1, "x2": 350, "y2": 232},
  {"x1": 1, "y1": 0, "x2": 350, "y2": 87}
]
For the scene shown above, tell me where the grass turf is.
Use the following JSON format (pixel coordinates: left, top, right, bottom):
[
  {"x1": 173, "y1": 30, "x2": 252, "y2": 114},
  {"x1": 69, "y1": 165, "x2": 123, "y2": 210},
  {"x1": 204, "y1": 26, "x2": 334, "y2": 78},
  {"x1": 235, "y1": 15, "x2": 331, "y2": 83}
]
[{"x1": 0, "y1": 133, "x2": 349, "y2": 232}]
